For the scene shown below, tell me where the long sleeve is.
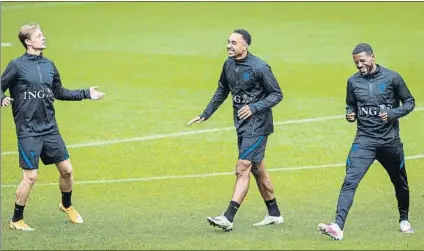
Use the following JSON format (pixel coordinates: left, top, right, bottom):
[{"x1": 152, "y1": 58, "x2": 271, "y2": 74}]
[
  {"x1": 52, "y1": 64, "x2": 90, "y2": 101},
  {"x1": 249, "y1": 65, "x2": 283, "y2": 114},
  {"x1": 345, "y1": 79, "x2": 357, "y2": 122},
  {"x1": 200, "y1": 65, "x2": 230, "y2": 120},
  {"x1": 387, "y1": 73, "x2": 415, "y2": 120},
  {"x1": 1, "y1": 60, "x2": 17, "y2": 101}
]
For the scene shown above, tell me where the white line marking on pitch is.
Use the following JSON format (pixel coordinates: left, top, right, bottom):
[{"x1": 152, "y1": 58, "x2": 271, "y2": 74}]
[
  {"x1": 1, "y1": 2, "x2": 95, "y2": 11},
  {"x1": 1, "y1": 154, "x2": 423, "y2": 188},
  {"x1": 1, "y1": 42, "x2": 13, "y2": 47},
  {"x1": 2, "y1": 106, "x2": 423, "y2": 156},
  {"x1": 0, "y1": 114, "x2": 341, "y2": 156}
]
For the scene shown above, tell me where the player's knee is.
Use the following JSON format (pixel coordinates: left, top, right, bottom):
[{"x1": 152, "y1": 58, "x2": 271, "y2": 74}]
[
  {"x1": 23, "y1": 171, "x2": 38, "y2": 185},
  {"x1": 59, "y1": 166, "x2": 73, "y2": 179},
  {"x1": 235, "y1": 160, "x2": 252, "y2": 177},
  {"x1": 341, "y1": 176, "x2": 360, "y2": 190},
  {"x1": 251, "y1": 164, "x2": 261, "y2": 177},
  {"x1": 58, "y1": 161, "x2": 73, "y2": 178},
  {"x1": 251, "y1": 162, "x2": 264, "y2": 178},
  {"x1": 251, "y1": 167, "x2": 259, "y2": 177}
]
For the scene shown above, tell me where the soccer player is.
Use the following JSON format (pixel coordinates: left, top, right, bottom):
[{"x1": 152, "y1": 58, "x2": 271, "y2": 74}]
[
  {"x1": 187, "y1": 29, "x2": 284, "y2": 231},
  {"x1": 1, "y1": 23, "x2": 105, "y2": 231},
  {"x1": 318, "y1": 43, "x2": 415, "y2": 240}
]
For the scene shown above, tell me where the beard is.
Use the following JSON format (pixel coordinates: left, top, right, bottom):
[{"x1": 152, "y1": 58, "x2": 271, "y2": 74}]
[{"x1": 358, "y1": 64, "x2": 373, "y2": 75}]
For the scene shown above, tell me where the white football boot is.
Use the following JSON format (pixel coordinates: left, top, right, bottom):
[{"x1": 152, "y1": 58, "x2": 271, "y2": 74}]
[
  {"x1": 317, "y1": 222, "x2": 344, "y2": 240},
  {"x1": 400, "y1": 220, "x2": 414, "y2": 233},
  {"x1": 207, "y1": 214, "x2": 233, "y2": 232},
  {"x1": 253, "y1": 215, "x2": 284, "y2": 226}
]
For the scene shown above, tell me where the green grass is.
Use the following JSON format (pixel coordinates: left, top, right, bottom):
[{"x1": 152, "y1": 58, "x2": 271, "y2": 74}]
[{"x1": 1, "y1": 2, "x2": 424, "y2": 250}]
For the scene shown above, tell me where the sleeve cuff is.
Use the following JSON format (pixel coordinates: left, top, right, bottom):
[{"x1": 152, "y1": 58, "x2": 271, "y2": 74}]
[
  {"x1": 83, "y1": 89, "x2": 91, "y2": 99},
  {"x1": 387, "y1": 110, "x2": 398, "y2": 120},
  {"x1": 249, "y1": 104, "x2": 257, "y2": 114},
  {"x1": 199, "y1": 113, "x2": 208, "y2": 120}
]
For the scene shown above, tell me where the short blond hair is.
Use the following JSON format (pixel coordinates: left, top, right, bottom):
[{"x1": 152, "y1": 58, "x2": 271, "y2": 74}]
[{"x1": 18, "y1": 23, "x2": 41, "y2": 49}]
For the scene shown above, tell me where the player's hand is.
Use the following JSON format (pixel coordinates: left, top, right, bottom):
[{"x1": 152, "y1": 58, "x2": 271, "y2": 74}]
[
  {"x1": 237, "y1": 105, "x2": 253, "y2": 120},
  {"x1": 1, "y1": 97, "x2": 14, "y2": 107},
  {"x1": 89, "y1": 86, "x2": 105, "y2": 100},
  {"x1": 346, "y1": 112, "x2": 356, "y2": 122},
  {"x1": 379, "y1": 112, "x2": 389, "y2": 123},
  {"x1": 187, "y1": 116, "x2": 205, "y2": 126}
]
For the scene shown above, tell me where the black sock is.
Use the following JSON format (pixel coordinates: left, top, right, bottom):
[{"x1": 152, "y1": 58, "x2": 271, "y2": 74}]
[
  {"x1": 265, "y1": 198, "x2": 281, "y2": 217},
  {"x1": 224, "y1": 200, "x2": 240, "y2": 223},
  {"x1": 12, "y1": 203, "x2": 25, "y2": 222},
  {"x1": 61, "y1": 191, "x2": 72, "y2": 208}
]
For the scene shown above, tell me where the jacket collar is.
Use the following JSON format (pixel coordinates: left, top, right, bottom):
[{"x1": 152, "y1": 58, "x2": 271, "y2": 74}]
[
  {"x1": 370, "y1": 64, "x2": 381, "y2": 76},
  {"x1": 234, "y1": 52, "x2": 251, "y2": 63},
  {"x1": 23, "y1": 52, "x2": 44, "y2": 61},
  {"x1": 361, "y1": 64, "x2": 381, "y2": 79}
]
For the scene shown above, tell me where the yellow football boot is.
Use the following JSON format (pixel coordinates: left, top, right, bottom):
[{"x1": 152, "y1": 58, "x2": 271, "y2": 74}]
[
  {"x1": 9, "y1": 219, "x2": 34, "y2": 231},
  {"x1": 59, "y1": 203, "x2": 84, "y2": 224}
]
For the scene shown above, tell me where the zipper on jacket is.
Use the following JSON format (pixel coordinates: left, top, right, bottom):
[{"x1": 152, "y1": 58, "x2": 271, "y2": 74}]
[
  {"x1": 235, "y1": 62, "x2": 240, "y2": 90},
  {"x1": 392, "y1": 120, "x2": 397, "y2": 143},
  {"x1": 251, "y1": 117, "x2": 257, "y2": 136},
  {"x1": 36, "y1": 61, "x2": 42, "y2": 83},
  {"x1": 368, "y1": 75, "x2": 374, "y2": 101}
]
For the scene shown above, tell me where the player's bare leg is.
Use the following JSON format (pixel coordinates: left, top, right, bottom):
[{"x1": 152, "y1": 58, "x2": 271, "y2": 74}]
[
  {"x1": 16, "y1": 169, "x2": 38, "y2": 207},
  {"x1": 57, "y1": 159, "x2": 83, "y2": 224},
  {"x1": 252, "y1": 159, "x2": 274, "y2": 201},
  {"x1": 57, "y1": 159, "x2": 73, "y2": 193},
  {"x1": 231, "y1": 159, "x2": 253, "y2": 203},
  {"x1": 252, "y1": 160, "x2": 283, "y2": 226},
  {"x1": 207, "y1": 160, "x2": 252, "y2": 231},
  {"x1": 10, "y1": 169, "x2": 37, "y2": 231}
]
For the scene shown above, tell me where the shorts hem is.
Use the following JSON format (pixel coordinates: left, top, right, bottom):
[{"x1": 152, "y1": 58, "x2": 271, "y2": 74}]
[
  {"x1": 43, "y1": 156, "x2": 70, "y2": 166},
  {"x1": 238, "y1": 157, "x2": 264, "y2": 163},
  {"x1": 19, "y1": 165, "x2": 38, "y2": 170}
]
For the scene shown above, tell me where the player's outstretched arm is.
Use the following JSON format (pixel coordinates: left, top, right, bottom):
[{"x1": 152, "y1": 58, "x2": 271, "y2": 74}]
[
  {"x1": 187, "y1": 116, "x2": 206, "y2": 126},
  {"x1": 52, "y1": 64, "x2": 105, "y2": 101},
  {"x1": 187, "y1": 63, "x2": 230, "y2": 127},
  {"x1": 88, "y1": 86, "x2": 106, "y2": 100}
]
